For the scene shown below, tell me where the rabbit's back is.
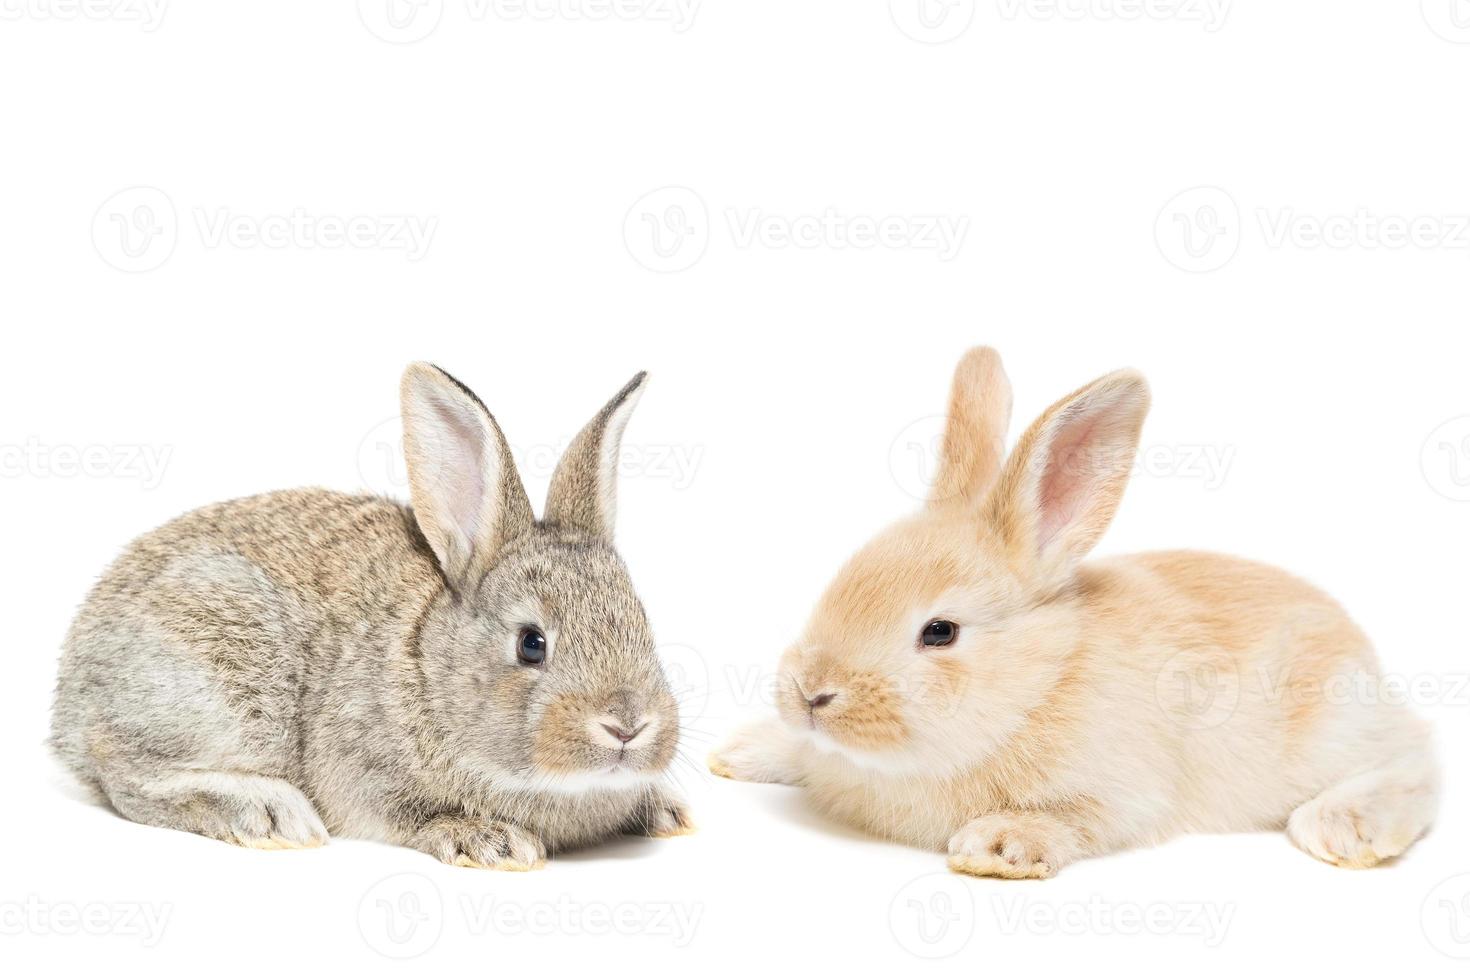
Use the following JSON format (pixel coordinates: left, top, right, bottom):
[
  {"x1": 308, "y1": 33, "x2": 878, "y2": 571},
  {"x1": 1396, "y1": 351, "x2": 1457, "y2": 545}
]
[{"x1": 50, "y1": 489, "x2": 436, "y2": 797}]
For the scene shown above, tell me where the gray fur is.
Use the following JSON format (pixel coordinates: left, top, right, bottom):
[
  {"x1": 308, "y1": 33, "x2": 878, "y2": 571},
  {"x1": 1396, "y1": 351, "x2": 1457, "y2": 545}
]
[{"x1": 49, "y1": 366, "x2": 688, "y2": 866}]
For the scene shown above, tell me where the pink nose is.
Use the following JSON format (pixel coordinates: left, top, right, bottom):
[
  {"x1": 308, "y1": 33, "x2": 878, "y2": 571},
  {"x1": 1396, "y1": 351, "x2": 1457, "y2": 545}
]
[{"x1": 602, "y1": 722, "x2": 647, "y2": 744}]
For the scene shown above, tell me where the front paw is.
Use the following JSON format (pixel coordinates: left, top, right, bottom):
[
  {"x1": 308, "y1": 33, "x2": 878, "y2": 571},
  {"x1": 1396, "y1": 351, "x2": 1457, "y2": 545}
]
[
  {"x1": 947, "y1": 812, "x2": 1079, "y2": 880},
  {"x1": 411, "y1": 815, "x2": 546, "y2": 871},
  {"x1": 632, "y1": 794, "x2": 696, "y2": 838},
  {"x1": 708, "y1": 717, "x2": 802, "y2": 785}
]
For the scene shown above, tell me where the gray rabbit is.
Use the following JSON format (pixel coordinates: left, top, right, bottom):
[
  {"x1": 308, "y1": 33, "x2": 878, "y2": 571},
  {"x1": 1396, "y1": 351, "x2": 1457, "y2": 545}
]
[{"x1": 50, "y1": 363, "x2": 691, "y2": 868}]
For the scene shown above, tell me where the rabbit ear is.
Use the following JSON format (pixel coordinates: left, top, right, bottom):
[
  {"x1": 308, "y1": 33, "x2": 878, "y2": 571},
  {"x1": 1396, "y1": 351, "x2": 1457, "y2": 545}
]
[
  {"x1": 543, "y1": 372, "x2": 648, "y2": 541},
  {"x1": 930, "y1": 346, "x2": 1013, "y2": 510},
  {"x1": 400, "y1": 363, "x2": 534, "y2": 589},
  {"x1": 985, "y1": 369, "x2": 1150, "y2": 583}
]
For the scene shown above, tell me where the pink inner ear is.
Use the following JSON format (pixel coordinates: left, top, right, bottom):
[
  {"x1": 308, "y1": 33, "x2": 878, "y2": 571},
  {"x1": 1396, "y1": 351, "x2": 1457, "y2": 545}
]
[
  {"x1": 427, "y1": 393, "x2": 489, "y2": 542},
  {"x1": 1036, "y1": 409, "x2": 1104, "y2": 552}
]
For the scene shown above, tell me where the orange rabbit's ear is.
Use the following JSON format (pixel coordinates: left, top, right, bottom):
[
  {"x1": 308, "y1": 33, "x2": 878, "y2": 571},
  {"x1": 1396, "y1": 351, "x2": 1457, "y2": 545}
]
[
  {"x1": 985, "y1": 369, "x2": 1150, "y2": 584},
  {"x1": 929, "y1": 347, "x2": 1013, "y2": 511}
]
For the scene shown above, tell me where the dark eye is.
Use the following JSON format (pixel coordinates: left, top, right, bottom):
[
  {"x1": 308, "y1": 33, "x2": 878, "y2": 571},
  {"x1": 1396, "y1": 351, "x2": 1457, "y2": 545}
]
[
  {"x1": 920, "y1": 620, "x2": 958, "y2": 648},
  {"x1": 517, "y1": 628, "x2": 547, "y2": 666}
]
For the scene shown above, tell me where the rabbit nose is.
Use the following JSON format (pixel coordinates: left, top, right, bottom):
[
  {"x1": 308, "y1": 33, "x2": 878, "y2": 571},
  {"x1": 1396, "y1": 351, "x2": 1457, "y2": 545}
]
[
  {"x1": 806, "y1": 692, "x2": 837, "y2": 710},
  {"x1": 601, "y1": 722, "x2": 648, "y2": 744}
]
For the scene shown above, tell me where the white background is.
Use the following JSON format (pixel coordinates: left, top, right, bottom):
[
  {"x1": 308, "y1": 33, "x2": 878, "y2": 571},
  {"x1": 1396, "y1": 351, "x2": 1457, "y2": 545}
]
[{"x1": 2, "y1": 1, "x2": 1468, "y2": 976}]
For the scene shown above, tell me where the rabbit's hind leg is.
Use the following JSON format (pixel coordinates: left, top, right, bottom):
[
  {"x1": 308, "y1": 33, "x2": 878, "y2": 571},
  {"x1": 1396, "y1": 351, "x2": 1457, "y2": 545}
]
[
  {"x1": 101, "y1": 767, "x2": 329, "y2": 850},
  {"x1": 1287, "y1": 750, "x2": 1438, "y2": 869}
]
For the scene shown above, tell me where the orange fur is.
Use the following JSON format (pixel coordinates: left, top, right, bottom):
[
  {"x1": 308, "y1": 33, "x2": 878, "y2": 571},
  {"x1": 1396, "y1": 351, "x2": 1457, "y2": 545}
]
[{"x1": 713, "y1": 347, "x2": 1439, "y2": 877}]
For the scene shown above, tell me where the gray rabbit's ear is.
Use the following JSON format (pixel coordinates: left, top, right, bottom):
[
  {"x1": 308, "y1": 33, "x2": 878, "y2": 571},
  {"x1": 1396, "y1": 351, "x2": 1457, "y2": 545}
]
[
  {"x1": 400, "y1": 363, "x2": 534, "y2": 589},
  {"x1": 543, "y1": 372, "x2": 648, "y2": 541}
]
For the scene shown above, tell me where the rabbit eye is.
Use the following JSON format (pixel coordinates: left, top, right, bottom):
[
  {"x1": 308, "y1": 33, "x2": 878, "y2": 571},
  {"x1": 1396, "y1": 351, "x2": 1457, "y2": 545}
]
[
  {"x1": 517, "y1": 627, "x2": 547, "y2": 666},
  {"x1": 920, "y1": 620, "x2": 957, "y2": 648}
]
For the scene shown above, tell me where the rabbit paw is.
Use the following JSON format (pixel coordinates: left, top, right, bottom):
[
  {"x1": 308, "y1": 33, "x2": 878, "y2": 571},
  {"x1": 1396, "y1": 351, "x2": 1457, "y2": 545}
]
[
  {"x1": 708, "y1": 717, "x2": 803, "y2": 785},
  {"x1": 123, "y1": 770, "x2": 329, "y2": 850},
  {"x1": 947, "y1": 812, "x2": 1079, "y2": 880},
  {"x1": 411, "y1": 815, "x2": 546, "y2": 871},
  {"x1": 632, "y1": 794, "x2": 696, "y2": 838},
  {"x1": 1287, "y1": 763, "x2": 1438, "y2": 869}
]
